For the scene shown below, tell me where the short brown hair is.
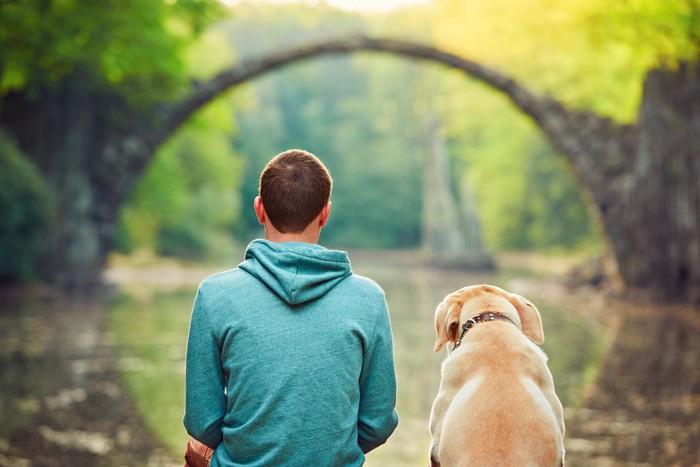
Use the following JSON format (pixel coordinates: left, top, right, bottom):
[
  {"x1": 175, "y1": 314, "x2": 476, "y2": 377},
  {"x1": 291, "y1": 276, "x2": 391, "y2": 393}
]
[{"x1": 259, "y1": 149, "x2": 333, "y2": 233}]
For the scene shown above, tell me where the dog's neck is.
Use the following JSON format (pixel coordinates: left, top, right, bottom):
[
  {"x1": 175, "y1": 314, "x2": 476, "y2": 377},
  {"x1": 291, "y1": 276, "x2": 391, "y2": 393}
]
[{"x1": 452, "y1": 312, "x2": 516, "y2": 350}]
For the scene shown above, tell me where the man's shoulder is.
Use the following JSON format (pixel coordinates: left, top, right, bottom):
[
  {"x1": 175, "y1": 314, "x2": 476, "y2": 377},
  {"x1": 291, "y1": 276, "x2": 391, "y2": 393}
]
[
  {"x1": 198, "y1": 267, "x2": 253, "y2": 292},
  {"x1": 339, "y1": 272, "x2": 385, "y2": 297}
]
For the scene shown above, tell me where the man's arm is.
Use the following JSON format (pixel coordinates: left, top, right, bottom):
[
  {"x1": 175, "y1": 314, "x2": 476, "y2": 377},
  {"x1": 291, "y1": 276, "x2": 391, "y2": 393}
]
[
  {"x1": 357, "y1": 294, "x2": 399, "y2": 453},
  {"x1": 183, "y1": 288, "x2": 227, "y2": 449}
]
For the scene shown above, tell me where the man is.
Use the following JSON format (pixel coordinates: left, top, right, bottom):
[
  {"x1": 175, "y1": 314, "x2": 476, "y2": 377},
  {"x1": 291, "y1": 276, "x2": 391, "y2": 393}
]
[{"x1": 183, "y1": 149, "x2": 399, "y2": 466}]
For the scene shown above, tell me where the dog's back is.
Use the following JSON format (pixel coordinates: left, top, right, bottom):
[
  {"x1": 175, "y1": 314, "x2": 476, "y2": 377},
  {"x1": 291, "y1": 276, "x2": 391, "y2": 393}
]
[
  {"x1": 429, "y1": 285, "x2": 566, "y2": 467},
  {"x1": 435, "y1": 322, "x2": 564, "y2": 466}
]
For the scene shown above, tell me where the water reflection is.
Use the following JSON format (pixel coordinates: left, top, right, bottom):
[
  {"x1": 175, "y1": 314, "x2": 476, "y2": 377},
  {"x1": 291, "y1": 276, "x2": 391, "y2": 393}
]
[
  {"x1": 0, "y1": 292, "x2": 52, "y2": 438},
  {"x1": 0, "y1": 289, "x2": 112, "y2": 439},
  {"x1": 109, "y1": 288, "x2": 194, "y2": 456},
  {"x1": 0, "y1": 287, "x2": 151, "y2": 465}
]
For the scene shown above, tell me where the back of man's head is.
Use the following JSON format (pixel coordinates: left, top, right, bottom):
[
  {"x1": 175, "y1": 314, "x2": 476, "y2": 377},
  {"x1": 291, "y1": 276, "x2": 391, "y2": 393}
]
[{"x1": 259, "y1": 149, "x2": 333, "y2": 233}]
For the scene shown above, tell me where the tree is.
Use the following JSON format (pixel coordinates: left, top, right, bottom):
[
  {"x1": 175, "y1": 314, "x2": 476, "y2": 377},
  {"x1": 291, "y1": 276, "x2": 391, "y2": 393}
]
[
  {"x1": 0, "y1": 0, "x2": 223, "y2": 286},
  {"x1": 0, "y1": 131, "x2": 49, "y2": 281}
]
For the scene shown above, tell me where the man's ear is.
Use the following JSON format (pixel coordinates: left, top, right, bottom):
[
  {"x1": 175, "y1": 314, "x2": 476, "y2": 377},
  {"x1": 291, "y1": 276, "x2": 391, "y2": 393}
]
[
  {"x1": 318, "y1": 201, "x2": 332, "y2": 228},
  {"x1": 254, "y1": 196, "x2": 266, "y2": 225}
]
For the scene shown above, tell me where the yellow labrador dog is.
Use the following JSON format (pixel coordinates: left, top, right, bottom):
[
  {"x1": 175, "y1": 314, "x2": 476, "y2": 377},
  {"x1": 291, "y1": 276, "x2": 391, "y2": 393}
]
[{"x1": 429, "y1": 284, "x2": 565, "y2": 467}]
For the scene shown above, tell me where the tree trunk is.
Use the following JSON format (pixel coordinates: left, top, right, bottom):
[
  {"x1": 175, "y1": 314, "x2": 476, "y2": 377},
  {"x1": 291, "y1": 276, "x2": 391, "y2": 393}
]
[
  {"x1": 620, "y1": 62, "x2": 700, "y2": 302},
  {"x1": 0, "y1": 79, "x2": 153, "y2": 288}
]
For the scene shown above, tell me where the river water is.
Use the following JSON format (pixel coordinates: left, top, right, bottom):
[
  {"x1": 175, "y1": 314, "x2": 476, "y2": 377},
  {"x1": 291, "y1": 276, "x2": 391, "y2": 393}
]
[{"x1": 0, "y1": 250, "x2": 604, "y2": 466}]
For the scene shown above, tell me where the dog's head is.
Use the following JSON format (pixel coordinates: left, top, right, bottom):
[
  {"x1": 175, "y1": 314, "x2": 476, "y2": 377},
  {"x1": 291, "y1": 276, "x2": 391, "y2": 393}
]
[{"x1": 433, "y1": 284, "x2": 545, "y2": 352}]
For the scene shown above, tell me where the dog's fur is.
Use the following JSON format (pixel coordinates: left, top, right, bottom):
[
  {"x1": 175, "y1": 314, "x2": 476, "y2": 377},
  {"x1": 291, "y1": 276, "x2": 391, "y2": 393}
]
[{"x1": 429, "y1": 284, "x2": 565, "y2": 467}]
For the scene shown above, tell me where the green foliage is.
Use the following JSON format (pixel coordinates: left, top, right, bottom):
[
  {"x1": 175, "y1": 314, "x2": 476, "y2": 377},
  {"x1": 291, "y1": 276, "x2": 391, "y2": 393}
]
[
  {"x1": 586, "y1": 0, "x2": 700, "y2": 66},
  {"x1": 0, "y1": 132, "x2": 50, "y2": 280},
  {"x1": 324, "y1": 57, "x2": 427, "y2": 248},
  {"x1": 437, "y1": 80, "x2": 598, "y2": 251},
  {"x1": 520, "y1": 142, "x2": 599, "y2": 250},
  {"x1": 116, "y1": 118, "x2": 243, "y2": 260},
  {"x1": 0, "y1": 0, "x2": 224, "y2": 104},
  {"x1": 433, "y1": 0, "x2": 699, "y2": 122}
]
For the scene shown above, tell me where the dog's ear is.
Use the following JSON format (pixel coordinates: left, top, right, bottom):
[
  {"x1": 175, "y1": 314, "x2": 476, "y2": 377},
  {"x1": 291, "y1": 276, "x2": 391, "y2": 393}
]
[
  {"x1": 510, "y1": 294, "x2": 545, "y2": 344},
  {"x1": 434, "y1": 298, "x2": 462, "y2": 353}
]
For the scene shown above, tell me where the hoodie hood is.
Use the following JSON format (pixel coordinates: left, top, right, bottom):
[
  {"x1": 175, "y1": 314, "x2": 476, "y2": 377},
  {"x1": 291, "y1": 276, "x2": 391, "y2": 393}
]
[{"x1": 239, "y1": 239, "x2": 352, "y2": 305}]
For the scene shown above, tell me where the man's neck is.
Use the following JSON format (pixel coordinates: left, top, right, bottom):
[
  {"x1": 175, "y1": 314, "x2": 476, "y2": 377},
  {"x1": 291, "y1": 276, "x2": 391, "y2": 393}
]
[{"x1": 264, "y1": 227, "x2": 319, "y2": 244}]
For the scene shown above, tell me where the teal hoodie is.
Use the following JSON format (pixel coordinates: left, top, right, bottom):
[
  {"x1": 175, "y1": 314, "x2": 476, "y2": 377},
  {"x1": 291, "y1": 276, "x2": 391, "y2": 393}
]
[{"x1": 184, "y1": 240, "x2": 399, "y2": 466}]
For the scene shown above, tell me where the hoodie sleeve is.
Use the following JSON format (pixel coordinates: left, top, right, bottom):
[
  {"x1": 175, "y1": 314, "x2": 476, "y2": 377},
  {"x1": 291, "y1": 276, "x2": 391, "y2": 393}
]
[
  {"x1": 357, "y1": 294, "x2": 399, "y2": 453},
  {"x1": 183, "y1": 287, "x2": 227, "y2": 449}
]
